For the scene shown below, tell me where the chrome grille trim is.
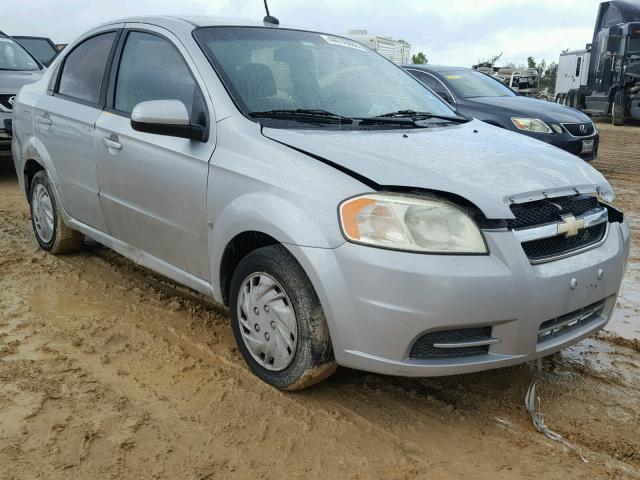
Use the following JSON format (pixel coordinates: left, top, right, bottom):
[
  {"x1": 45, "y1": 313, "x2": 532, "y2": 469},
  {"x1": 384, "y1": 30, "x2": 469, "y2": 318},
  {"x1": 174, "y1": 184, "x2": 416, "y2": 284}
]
[
  {"x1": 513, "y1": 207, "x2": 608, "y2": 243},
  {"x1": 561, "y1": 122, "x2": 596, "y2": 137}
]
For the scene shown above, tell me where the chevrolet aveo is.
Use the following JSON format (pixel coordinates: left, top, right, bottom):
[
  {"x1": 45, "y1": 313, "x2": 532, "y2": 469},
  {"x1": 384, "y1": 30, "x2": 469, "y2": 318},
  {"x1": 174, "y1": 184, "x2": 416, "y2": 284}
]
[{"x1": 12, "y1": 17, "x2": 630, "y2": 390}]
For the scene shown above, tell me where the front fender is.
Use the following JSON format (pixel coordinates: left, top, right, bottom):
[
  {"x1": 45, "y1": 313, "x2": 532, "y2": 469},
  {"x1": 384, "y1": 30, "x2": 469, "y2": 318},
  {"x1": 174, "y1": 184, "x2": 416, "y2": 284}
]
[{"x1": 208, "y1": 190, "x2": 344, "y2": 302}]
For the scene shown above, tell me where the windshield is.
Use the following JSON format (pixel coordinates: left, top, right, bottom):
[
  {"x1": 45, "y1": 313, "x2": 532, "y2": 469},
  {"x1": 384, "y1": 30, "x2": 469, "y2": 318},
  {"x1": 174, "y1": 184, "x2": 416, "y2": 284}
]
[
  {"x1": 629, "y1": 36, "x2": 640, "y2": 53},
  {"x1": 0, "y1": 37, "x2": 41, "y2": 71},
  {"x1": 193, "y1": 27, "x2": 456, "y2": 123},
  {"x1": 14, "y1": 37, "x2": 58, "y2": 66},
  {"x1": 441, "y1": 70, "x2": 516, "y2": 99}
]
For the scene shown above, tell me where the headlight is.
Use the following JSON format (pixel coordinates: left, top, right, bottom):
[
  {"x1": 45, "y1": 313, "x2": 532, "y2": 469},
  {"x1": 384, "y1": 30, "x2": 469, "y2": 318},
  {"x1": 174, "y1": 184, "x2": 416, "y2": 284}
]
[
  {"x1": 550, "y1": 123, "x2": 564, "y2": 134},
  {"x1": 598, "y1": 189, "x2": 615, "y2": 203},
  {"x1": 339, "y1": 193, "x2": 487, "y2": 254},
  {"x1": 511, "y1": 118, "x2": 552, "y2": 133}
]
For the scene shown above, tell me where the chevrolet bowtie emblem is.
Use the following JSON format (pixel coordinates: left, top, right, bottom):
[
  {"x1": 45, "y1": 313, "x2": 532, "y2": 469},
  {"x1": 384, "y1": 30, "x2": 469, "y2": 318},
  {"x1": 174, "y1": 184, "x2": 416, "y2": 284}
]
[{"x1": 558, "y1": 214, "x2": 585, "y2": 237}]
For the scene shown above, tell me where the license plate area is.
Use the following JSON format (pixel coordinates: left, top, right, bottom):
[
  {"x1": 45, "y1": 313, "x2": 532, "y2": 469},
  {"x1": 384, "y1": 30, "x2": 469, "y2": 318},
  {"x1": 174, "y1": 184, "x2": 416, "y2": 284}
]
[{"x1": 581, "y1": 139, "x2": 594, "y2": 154}]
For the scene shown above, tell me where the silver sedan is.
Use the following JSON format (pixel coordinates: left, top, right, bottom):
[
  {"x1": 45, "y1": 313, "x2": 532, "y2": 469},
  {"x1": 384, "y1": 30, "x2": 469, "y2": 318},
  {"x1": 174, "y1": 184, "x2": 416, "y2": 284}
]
[{"x1": 12, "y1": 16, "x2": 629, "y2": 389}]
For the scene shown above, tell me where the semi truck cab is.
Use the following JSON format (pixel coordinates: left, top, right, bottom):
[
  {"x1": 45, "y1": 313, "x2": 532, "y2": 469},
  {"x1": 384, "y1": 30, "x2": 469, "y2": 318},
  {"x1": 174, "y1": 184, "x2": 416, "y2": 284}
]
[{"x1": 557, "y1": 1, "x2": 640, "y2": 125}]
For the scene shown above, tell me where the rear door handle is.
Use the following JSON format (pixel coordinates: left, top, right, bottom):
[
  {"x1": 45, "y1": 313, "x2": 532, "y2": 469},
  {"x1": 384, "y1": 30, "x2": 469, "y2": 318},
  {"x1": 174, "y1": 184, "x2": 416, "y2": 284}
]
[
  {"x1": 36, "y1": 115, "x2": 52, "y2": 125},
  {"x1": 101, "y1": 136, "x2": 123, "y2": 150}
]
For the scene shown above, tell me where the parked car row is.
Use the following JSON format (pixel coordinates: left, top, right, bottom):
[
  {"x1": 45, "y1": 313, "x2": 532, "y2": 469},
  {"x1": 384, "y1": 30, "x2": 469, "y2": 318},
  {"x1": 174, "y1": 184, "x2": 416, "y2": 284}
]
[{"x1": 8, "y1": 17, "x2": 629, "y2": 390}]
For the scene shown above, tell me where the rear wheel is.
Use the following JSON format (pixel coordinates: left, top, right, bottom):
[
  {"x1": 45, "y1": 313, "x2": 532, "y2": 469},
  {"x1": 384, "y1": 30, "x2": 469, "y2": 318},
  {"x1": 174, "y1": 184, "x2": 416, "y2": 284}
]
[
  {"x1": 30, "y1": 171, "x2": 83, "y2": 254},
  {"x1": 612, "y1": 90, "x2": 626, "y2": 126},
  {"x1": 229, "y1": 245, "x2": 335, "y2": 390}
]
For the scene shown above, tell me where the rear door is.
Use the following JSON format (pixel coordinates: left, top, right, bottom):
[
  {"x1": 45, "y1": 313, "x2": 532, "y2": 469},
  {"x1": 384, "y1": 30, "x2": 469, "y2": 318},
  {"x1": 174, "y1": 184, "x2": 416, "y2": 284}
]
[
  {"x1": 94, "y1": 26, "x2": 215, "y2": 280},
  {"x1": 34, "y1": 28, "x2": 121, "y2": 232}
]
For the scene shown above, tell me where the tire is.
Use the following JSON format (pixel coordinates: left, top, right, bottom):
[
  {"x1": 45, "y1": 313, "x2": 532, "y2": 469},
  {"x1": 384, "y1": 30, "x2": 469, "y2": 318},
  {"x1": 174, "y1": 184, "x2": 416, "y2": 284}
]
[
  {"x1": 612, "y1": 90, "x2": 625, "y2": 126},
  {"x1": 30, "y1": 170, "x2": 83, "y2": 254},
  {"x1": 229, "y1": 244, "x2": 335, "y2": 390}
]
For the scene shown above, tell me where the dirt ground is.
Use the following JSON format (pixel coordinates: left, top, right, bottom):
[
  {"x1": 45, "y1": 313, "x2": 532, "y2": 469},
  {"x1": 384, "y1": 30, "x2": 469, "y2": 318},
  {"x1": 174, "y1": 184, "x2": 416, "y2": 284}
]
[{"x1": 1, "y1": 124, "x2": 640, "y2": 480}]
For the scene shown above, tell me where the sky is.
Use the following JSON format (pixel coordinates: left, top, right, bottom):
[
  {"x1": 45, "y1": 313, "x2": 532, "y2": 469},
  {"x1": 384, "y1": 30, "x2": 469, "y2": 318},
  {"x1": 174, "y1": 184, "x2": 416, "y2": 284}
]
[{"x1": 5, "y1": 0, "x2": 605, "y2": 67}]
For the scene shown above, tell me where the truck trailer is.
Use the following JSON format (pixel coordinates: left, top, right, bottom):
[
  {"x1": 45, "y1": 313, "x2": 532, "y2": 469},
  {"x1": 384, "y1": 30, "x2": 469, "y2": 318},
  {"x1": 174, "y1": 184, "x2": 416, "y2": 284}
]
[{"x1": 555, "y1": 0, "x2": 640, "y2": 125}]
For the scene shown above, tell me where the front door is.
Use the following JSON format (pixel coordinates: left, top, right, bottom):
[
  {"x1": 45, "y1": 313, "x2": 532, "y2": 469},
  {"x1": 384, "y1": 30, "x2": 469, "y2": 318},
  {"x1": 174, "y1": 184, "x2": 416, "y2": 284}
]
[{"x1": 94, "y1": 28, "x2": 215, "y2": 280}]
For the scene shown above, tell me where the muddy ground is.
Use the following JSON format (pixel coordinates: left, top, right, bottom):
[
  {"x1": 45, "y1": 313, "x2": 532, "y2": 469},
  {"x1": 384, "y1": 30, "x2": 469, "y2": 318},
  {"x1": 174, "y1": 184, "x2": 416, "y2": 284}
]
[{"x1": 1, "y1": 124, "x2": 639, "y2": 480}]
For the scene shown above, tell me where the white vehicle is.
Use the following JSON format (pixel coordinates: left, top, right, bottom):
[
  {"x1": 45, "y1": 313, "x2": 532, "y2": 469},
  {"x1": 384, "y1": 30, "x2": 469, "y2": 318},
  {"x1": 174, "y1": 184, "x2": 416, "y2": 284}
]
[{"x1": 555, "y1": 49, "x2": 591, "y2": 105}]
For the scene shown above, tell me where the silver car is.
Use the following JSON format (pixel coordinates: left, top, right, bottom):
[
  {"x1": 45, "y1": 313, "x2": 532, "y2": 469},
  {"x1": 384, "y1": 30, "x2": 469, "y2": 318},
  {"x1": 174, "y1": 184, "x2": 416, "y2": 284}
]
[
  {"x1": 0, "y1": 32, "x2": 44, "y2": 157},
  {"x1": 12, "y1": 17, "x2": 630, "y2": 390}
]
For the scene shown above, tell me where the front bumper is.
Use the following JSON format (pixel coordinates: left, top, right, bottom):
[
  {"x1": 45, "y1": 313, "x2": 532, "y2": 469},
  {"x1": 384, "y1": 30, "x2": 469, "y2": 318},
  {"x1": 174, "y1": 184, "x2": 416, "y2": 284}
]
[
  {"x1": 522, "y1": 130, "x2": 600, "y2": 162},
  {"x1": 289, "y1": 218, "x2": 630, "y2": 377},
  {"x1": 0, "y1": 112, "x2": 11, "y2": 158}
]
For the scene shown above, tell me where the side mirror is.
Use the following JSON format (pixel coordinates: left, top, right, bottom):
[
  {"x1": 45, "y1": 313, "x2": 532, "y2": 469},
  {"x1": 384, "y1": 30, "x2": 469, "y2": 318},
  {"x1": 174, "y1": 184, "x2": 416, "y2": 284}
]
[{"x1": 131, "y1": 100, "x2": 206, "y2": 141}]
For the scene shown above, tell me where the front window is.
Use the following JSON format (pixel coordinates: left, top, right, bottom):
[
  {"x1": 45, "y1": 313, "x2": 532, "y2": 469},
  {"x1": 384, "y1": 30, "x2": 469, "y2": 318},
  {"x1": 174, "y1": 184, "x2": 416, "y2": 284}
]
[
  {"x1": 194, "y1": 27, "x2": 456, "y2": 125},
  {"x1": 440, "y1": 70, "x2": 516, "y2": 99},
  {"x1": 629, "y1": 36, "x2": 640, "y2": 53},
  {"x1": 0, "y1": 37, "x2": 41, "y2": 71}
]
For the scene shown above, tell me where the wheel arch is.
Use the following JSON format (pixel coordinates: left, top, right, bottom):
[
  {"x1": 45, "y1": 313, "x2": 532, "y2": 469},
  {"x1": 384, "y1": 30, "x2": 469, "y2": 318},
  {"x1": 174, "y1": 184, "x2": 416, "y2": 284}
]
[
  {"x1": 23, "y1": 158, "x2": 45, "y2": 198},
  {"x1": 219, "y1": 231, "x2": 281, "y2": 306}
]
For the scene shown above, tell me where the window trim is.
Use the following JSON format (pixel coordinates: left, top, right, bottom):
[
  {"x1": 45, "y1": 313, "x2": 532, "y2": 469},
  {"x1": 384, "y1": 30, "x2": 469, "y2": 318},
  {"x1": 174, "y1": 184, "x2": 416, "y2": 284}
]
[
  {"x1": 105, "y1": 27, "x2": 208, "y2": 133},
  {"x1": 53, "y1": 29, "x2": 122, "y2": 109},
  {"x1": 405, "y1": 68, "x2": 457, "y2": 105}
]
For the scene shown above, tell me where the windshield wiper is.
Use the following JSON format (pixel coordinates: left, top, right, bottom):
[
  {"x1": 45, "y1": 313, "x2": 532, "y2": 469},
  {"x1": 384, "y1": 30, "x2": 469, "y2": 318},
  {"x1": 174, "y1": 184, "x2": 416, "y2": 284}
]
[
  {"x1": 249, "y1": 109, "x2": 353, "y2": 124},
  {"x1": 371, "y1": 110, "x2": 469, "y2": 123}
]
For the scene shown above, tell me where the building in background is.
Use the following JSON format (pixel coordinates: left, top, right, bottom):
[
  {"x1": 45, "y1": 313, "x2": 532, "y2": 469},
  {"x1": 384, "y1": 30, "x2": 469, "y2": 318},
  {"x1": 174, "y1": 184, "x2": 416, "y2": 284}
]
[{"x1": 346, "y1": 29, "x2": 411, "y2": 64}]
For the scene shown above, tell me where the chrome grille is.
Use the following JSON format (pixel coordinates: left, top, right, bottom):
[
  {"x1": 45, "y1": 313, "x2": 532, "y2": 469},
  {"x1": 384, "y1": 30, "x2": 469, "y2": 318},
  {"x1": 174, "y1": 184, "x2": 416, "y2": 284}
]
[
  {"x1": 509, "y1": 195, "x2": 599, "y2": 230},
  {"x1": 511, "y1": 195, "x2": 608, "y2": 263},
  {"x1": 522, "y1": 223, "x2": 606, "y2": 262},
  {"x1": 562, "y1": 122, "x2": 595, "y2": 137},
  {"x1": 0, "y1": 94, "x2": 14, "y2": 111}
]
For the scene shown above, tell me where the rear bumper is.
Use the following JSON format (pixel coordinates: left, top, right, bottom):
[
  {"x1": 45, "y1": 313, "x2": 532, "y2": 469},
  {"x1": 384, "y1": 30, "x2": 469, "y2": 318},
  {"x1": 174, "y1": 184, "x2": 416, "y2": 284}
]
[{"x1": 288, "y1": 219, "x2": 630, "y2": 377}]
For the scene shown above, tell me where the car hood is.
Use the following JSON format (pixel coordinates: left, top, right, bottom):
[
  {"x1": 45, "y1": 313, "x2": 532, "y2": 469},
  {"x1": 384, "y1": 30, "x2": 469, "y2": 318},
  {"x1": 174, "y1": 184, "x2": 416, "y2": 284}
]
[
  {"x1": 0, "y1": 70, "x2": 44, "y2": 93},
  {"x1": 262, "y1": 119, "x2": 612, "y2": 219},
  {"x1": 465, "y1": 96, "x2": 590, "y2": 123}
]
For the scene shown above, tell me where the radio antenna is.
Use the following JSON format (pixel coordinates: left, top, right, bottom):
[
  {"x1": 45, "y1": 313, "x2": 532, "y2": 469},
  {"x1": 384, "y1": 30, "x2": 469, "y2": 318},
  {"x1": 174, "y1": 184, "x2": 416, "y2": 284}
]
[{"x1": 263, "y1": 0, "x2": 280, "y2": 25}]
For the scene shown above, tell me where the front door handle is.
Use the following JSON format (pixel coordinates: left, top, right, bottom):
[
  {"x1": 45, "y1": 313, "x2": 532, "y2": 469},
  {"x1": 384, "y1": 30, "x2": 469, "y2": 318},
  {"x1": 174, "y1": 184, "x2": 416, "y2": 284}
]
[
  {"x1": 36, "y1": 115, "x2": 52, "y2": 125},
  {"x1": 101, "y1": 136, "x2": 123, "y2": 150}
]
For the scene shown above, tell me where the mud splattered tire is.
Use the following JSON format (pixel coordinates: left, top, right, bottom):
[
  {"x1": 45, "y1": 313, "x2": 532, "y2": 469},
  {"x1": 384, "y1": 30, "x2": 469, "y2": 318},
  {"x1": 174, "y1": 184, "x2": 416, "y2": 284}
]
[
  {"x1": 30, "y1": 171, "x2": 83, "y2": 254},
  {"x1": 229, "y1": 244, "x2": 335, "y2": 390},
  {"x1": 612, "y1": 90, "x2": 626, "y2": 126}
]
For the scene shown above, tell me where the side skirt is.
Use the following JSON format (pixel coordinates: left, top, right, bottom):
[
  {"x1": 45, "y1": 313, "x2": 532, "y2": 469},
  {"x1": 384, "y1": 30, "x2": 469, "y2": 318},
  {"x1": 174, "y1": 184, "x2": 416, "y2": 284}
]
[{"x1": 66, "y1": 217, "x2": 214, "y2": 298}]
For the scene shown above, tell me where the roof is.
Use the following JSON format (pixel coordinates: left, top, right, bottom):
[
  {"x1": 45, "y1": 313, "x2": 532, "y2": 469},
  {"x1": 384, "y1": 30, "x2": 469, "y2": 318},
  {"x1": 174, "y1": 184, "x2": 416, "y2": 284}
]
[
  {"x1": 401, "y1": 64, "x2": 470, "y2": 73},
  {"x1": 96, "y1": 15, "x2": 285, "y2": 31}
]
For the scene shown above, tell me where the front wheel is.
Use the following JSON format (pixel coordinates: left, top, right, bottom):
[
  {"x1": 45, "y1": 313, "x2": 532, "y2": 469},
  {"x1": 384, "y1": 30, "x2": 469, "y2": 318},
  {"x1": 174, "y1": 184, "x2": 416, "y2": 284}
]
[
  {"x1": 229, "y1": 245, "x2": 335, "y2": 390},
  {"x1": 30, "y1": 170, "x2": 83, "y2": 254}
]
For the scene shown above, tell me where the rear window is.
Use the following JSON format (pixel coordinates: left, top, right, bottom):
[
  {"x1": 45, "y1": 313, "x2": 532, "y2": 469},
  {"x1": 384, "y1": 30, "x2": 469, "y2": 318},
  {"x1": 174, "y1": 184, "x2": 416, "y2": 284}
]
[{"x1": 57, "y1": 32, "x2": 116, "y2": 104}]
